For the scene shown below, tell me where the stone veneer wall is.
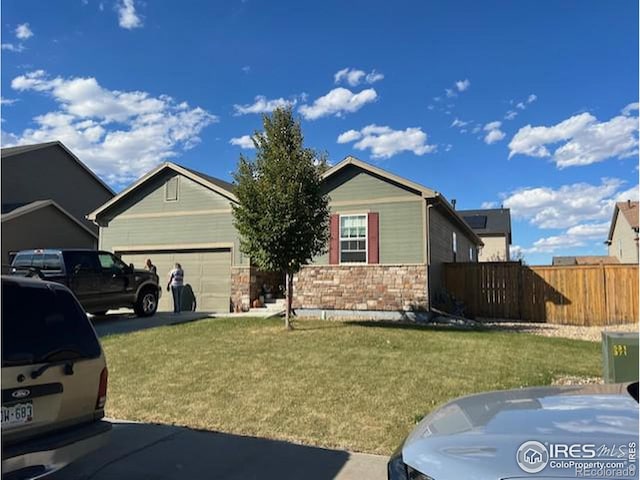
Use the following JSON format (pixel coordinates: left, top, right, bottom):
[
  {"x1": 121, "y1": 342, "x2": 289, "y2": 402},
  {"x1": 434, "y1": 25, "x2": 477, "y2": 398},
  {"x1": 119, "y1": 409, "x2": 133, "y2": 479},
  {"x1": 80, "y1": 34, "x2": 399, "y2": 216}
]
[
  {"x1": 230, "y1": 266, "x2": 256, "y2": 312},
  {"x1": 293, "y1": 264, "x2": 428, "y2": 311}
]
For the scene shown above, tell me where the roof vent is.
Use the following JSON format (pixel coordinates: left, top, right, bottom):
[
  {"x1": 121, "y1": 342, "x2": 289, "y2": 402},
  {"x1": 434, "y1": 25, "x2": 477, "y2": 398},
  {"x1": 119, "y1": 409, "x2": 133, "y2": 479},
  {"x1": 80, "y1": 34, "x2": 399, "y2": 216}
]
[{"x1": 451, "y1": 199, "x2": 457, "y2": 209}]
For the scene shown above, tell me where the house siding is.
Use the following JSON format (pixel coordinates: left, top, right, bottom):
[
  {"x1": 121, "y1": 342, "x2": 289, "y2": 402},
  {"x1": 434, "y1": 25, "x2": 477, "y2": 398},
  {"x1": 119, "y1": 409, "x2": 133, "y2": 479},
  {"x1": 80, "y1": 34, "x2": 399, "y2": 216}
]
[
  {"x1": 99, "y1": 171, "x2": 246, "y2": 266},
  {"x1": 478, "y1": 235, "x2": 509, "y2": 261},
  {"x1": 609, "y1": 213, "x2": 639, "y2": 263},
  {"x1": 2, "y1": 205, "x2": 96, "y2": 262},
  {"x1": 1, "y1": 145, "x2": 113, "y2": 233},
  {"x1": 428, "y1": 204, "x2": 478, "y2": 300},
  {"x1": 322, "y1": 164, "x2": 418, "y2": 203}
]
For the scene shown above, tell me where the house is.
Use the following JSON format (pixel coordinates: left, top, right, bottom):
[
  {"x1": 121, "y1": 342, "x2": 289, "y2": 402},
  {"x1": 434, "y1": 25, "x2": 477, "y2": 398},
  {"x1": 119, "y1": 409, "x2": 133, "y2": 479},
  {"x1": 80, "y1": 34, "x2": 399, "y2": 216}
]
[
  {"x1": 293, "y1": 156, "x2": 483, "y2": 312},
  {"x1": 552, "y1": 255, "x2": 619, "y2": 266},
  {"x1": 605, "y1": 200, "x2": 639, "y2": 264},
  {"x1": 89, "y1": 156, "x2": 482, "y2": 313},
  {"x1": 88, "y1": 162, "x2": 247, "y2": 313},
  {"x1": 1, "y1": 141, "x2": 114, "y2": 264},
  {"x1": 458, "y1": 208, "x2": 512, "y2": 262}
]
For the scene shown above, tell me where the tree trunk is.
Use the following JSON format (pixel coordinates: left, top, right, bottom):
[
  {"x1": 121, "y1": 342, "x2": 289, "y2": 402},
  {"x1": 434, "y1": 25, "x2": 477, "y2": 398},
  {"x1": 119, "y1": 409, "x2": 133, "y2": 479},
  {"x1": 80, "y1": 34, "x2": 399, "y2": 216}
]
[{"x1": 285, "y1": 272, "x2": 294, "y2": 330}]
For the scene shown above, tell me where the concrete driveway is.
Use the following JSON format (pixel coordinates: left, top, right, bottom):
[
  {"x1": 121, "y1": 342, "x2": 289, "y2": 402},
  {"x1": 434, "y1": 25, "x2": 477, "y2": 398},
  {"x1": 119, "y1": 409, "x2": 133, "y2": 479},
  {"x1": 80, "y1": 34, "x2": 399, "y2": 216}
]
[
  {"x1": 50, "y1": 420, "x2": 388, "y2": 480},
  {"x1": 90, "y1": 310, "x2": 213, "y2": 337}
]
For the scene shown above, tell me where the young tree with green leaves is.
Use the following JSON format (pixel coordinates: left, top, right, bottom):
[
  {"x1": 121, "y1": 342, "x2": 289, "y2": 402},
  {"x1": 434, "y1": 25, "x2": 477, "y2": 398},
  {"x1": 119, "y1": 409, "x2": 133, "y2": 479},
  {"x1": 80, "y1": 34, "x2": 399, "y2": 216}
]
[{"x1": 232, "y1": 107, "x2": 330, "y2": 329}]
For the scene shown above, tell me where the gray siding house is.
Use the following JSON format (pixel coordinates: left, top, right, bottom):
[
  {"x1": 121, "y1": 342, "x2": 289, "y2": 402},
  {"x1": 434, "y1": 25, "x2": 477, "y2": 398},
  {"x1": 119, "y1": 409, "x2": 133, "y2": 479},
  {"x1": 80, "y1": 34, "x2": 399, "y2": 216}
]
[
  {"x1": 90, "y1": 156, "x2": 482, "y2": 313},
  {"x1": 1, "y1": 141, "x2": 114, "y2": 263}
]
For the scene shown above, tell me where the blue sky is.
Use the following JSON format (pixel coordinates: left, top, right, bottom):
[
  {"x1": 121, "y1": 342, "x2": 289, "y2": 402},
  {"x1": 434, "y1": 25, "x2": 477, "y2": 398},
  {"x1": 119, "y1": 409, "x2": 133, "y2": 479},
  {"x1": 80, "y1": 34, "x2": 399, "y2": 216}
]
[{"x1": 1, "y1": 0, "x2": 638, "y2": 264}]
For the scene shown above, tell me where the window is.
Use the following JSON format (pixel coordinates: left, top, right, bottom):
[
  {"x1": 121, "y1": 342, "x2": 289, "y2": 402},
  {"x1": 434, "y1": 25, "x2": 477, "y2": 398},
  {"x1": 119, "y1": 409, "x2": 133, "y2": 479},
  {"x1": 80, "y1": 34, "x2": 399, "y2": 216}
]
[
  {"x1": 340, "y1": 214, "x2": 367, "y2": 263},
  {"x1": 98, "y1": 252, "x2": 127, "y2": 271},
  {"x1": 62, "y1": 251, "x2": 100, "y2": 273},
  {"x1": 165, "y1": 176, "x2": 179, "y2": 201},
  {"x1": 2, "y1": 281, "x2": 101, "y2": 366},
  {"x1": 452, "y1": 232, "x2": 457, "y2": 262},
  {"x1": 12, "y1": 254, "x2": 33, "y2": 268}
]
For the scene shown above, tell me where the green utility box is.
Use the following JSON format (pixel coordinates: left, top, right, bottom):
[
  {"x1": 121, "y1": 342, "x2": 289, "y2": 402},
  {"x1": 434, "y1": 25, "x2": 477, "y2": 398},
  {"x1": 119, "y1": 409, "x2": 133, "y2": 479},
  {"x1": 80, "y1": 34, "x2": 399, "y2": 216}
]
[{"x1": 602, "y1": 332, "x2": 639, "y2": 383}]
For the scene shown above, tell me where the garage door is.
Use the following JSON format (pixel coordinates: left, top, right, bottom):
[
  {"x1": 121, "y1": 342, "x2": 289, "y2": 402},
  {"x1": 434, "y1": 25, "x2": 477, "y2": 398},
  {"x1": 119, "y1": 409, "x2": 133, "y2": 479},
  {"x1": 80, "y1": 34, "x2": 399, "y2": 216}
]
[{"x1": 118, "y1": 249, "x2": 231, "y2": 313}]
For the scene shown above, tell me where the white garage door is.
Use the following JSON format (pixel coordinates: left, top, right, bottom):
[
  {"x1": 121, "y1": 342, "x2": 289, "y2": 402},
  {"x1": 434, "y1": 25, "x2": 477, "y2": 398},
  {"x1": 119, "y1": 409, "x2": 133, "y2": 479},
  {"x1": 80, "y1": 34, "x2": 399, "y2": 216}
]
[{"x1": 118, "y1": 249, "x2": 231, "y2": 313}]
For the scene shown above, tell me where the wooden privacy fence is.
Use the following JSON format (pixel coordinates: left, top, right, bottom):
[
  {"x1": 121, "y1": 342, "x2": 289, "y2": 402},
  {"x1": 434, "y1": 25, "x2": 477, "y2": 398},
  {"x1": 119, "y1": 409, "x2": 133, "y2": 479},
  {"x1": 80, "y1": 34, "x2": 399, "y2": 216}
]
[{"x1": 443, "y1": 262, "x2": 639, "y2": 326}]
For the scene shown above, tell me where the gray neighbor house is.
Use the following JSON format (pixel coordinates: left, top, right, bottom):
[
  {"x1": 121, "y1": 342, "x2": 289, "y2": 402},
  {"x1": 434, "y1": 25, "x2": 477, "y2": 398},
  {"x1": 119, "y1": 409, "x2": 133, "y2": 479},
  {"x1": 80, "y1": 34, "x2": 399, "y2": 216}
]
[
  {"x1": 1, "y1": 141, "x2": 114, "y2": 264},
  {"x1": 89, "y1": 155, "x2": 482, "y2": 313}
]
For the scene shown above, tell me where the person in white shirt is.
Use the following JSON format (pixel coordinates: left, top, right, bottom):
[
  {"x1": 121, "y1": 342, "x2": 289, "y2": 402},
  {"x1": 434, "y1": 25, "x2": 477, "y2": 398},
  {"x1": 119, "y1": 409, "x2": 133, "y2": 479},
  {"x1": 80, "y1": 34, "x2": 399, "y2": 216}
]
[{"x1": 167, "y1": 263, "x2": 184, "y2": 313}]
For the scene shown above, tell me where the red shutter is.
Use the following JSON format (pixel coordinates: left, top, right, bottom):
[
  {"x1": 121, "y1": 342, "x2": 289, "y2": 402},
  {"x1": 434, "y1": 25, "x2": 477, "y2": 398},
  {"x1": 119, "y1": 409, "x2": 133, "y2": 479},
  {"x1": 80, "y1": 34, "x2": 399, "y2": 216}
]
[
  {"x1": 368, "y1": 212, "x2": 379, "y2": 264},
  {"x1": 329, "y1": 214, "x2": 340, "y2": 264}
]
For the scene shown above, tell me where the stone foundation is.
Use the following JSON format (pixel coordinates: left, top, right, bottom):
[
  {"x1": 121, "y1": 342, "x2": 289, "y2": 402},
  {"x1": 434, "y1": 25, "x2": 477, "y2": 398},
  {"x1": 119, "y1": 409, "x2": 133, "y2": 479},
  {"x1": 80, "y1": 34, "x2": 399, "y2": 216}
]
[
  {"x1": 293, "y1": 264, "x2": 429, "y2": 311},
  {"x1": 230, "y1": 266, "x2": 255, "y2": 312}
]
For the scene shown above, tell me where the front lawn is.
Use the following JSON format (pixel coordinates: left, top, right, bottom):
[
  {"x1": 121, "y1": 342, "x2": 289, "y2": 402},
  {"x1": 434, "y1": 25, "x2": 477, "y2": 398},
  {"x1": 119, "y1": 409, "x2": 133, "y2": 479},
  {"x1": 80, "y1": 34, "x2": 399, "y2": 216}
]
[{"x1": 102, "y1": 317, "x2": 601, "y2": 454}]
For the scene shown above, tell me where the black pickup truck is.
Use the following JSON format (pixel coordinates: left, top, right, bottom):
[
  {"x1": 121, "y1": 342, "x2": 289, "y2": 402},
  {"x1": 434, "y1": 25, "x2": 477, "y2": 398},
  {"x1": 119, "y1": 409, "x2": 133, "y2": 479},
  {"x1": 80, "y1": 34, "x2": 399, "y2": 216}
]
[{"x1": 10, "y1": 249, "x2": 161, "y2": 317}]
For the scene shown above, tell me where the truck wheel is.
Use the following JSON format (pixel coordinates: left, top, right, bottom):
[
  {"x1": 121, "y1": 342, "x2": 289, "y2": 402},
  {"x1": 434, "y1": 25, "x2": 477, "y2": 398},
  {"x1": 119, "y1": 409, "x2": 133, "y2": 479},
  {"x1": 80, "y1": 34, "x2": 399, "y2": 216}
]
[{"x1": 134, "y1": 288, "x2": 158, "y2": 317}]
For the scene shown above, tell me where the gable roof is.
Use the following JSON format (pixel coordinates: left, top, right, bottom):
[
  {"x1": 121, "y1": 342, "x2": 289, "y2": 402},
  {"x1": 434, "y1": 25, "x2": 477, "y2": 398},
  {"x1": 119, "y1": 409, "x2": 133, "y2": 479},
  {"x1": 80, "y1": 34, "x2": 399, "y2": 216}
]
[
  {"x1": 606, "y1": 200, "x2": 639, "y2": 243},
  {"x1": 322, "y1": 156, "x2": 483, "y2": 245},
  {"x1": 458, "y1": 208, "x2": 512, "y2": 244},
  {"x1": 1, "y1": 141, "x2": 115, "y2": 196},
  {"x1": 88, "y1": 162, "x2": 237, "y2": 221},
  {"x1": 1, "y1": 199, "x2": 98, "y2": 239}
]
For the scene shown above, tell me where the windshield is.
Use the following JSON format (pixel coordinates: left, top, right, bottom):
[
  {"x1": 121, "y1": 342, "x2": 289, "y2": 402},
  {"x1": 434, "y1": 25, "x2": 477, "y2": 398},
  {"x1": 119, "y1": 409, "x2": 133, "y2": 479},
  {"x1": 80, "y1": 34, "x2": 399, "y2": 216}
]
[{"x1": 1, "y1": 280, "x2": 101, "y2": 366}]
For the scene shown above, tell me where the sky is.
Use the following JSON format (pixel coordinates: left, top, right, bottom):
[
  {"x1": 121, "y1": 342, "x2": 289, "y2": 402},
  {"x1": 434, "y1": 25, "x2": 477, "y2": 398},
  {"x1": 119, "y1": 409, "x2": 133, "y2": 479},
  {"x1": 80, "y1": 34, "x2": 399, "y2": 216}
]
[{"x1": 1, "y1": 0, "x2": 638, "y2": 265}]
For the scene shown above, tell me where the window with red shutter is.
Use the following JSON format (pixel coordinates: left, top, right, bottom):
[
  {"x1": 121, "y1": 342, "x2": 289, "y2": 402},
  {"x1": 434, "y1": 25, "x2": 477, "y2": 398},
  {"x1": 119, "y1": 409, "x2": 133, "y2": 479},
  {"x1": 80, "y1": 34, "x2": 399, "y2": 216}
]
[{"x1": 368, "y1": 212, "x2": 379, "y2": 264}]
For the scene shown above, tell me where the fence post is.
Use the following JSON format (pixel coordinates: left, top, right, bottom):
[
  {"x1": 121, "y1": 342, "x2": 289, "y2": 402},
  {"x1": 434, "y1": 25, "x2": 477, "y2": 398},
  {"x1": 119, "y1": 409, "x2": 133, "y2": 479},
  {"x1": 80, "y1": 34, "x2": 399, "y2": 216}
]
[{"x1": 601, "y1": 263, "x2": 608, "y2": 326}]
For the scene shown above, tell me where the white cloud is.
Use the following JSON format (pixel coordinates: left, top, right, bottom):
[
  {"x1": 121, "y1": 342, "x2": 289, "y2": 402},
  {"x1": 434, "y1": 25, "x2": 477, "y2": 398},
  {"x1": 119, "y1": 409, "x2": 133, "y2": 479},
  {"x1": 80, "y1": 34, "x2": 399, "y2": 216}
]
[
  {"x1": 527, "y1": 94, "x2": 537, "y2": 103},
  {"x1": 336, "y1": 124, "x2": 435, "y2": 159},
  {"x1": 15, "y1": 23, "x2": 33, "y2": 40},
  {"x1": 481, "y1": 201, "x2": 498, "y2": 209},
  {"x1": 299, "y1": 87, "x2": 377, "y2": 120},
  {"x1": 455, "y1": 79, "x2": 470, "y2": 92},
  {"x1": 516, "y1": 102, "x2": 526, "y2": 110},
  {"x1": 451, "y1": 118, "x2": 468, "y2": 128},
  {"x1": 334, "y1": 68, "x2": 384, "y2": 87},
  {"x1": 483, "y1": 121, "x2": 505, "y2": 144},
  {"x1": 616, "y1": 185, "x2": 640, "y2": 202},
  {"x1": 241, "y1": 65, "x2": 251, "y2": 74},
  {"x1": 622, "y1": 102, "x2": 639, "y2": 116},
  {"x1": 504, "y1": 110, "x2": 518, "y2": 120},
  {"x1": 233, "y1": 95, "x2": 295, "y2": 115},
  {"x1": 445, "y1": 88, "x2": 456, "y2": 98},
  {"x1": 0, "y1": 97, "x2": 18, "y2": 105},
  {"x1": 502, "y1": 178, "x2": 626, "y2": 229},
  {"x1": 4, "y1": 70, "x2": 217, "y2": 186},
  {"x1": 1, "y1": 43, "x2": 25, "y2": 53},
  {"x1": 117, "y1": 0, "x2": 142, "y2": 29},
  {"x1": 229, "y1": 135, "x2": 255, "y2": 149},
  {"x1": 508, "y1": 108, "x2": 639, "y2": 168}
]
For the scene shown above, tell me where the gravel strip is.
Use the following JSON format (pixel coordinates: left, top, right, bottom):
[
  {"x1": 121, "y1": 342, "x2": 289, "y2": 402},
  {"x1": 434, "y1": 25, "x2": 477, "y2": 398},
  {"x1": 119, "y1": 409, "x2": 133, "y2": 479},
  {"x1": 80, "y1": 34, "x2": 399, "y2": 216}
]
[{"x1": 478, "y1": 320, "x2": 638, "y2": 342}]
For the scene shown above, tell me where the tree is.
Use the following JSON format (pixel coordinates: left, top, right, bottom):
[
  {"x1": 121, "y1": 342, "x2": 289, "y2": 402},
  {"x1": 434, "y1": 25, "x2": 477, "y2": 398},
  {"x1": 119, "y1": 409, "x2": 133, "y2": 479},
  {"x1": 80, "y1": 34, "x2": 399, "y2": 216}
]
[{"x1": 232, "y1": 107, "x2": 330, "y2": 329}]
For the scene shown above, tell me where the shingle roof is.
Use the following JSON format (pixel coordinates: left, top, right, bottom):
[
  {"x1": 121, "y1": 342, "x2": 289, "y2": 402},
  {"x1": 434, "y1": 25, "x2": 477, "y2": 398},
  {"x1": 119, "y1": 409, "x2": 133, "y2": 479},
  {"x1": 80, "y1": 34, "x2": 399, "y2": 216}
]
[
  {"x1": 552, "y1": 255, "x2": 620, "y2": 266},
  {"x1": 617, "y1": 201, "x2": 639, "y2": 229},
  {"x1": 458, "y1": 208, "x2": 512, "y2": 243},
  {"x1": 1, "y1": 141, "x2": 60, "y2": 157}
]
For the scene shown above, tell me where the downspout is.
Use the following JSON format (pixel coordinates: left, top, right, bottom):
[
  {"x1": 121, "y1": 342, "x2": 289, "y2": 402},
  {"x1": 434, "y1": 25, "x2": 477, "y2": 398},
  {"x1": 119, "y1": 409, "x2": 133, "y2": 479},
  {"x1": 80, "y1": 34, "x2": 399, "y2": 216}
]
[{"x1": 426, "y1": 201, "x2": 433, "y2": 312}]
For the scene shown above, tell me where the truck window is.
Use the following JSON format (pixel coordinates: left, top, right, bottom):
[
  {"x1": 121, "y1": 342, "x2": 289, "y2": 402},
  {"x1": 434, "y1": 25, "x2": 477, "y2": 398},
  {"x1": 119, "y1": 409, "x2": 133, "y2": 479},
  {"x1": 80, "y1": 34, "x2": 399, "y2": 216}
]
[
  {"x1": 63, "y1": 251, "x2": 100, "y2": 273},
  {"x1": 98, "y1": 252, "x2": 127, "y2": 271},
  {"x1": 42, "y1": 254, "x2": 62, "y2": 271},
  {"x1": 12, "y1": 254, "x2": 33, "y2": 268}
]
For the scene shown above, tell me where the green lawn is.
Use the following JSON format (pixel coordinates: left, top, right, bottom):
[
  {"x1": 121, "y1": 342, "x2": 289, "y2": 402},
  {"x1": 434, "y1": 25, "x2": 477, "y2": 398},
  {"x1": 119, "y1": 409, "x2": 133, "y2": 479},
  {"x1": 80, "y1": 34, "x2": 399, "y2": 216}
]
[{"x1": 101, "y1": 317, "x2": 601, "y2": 454}]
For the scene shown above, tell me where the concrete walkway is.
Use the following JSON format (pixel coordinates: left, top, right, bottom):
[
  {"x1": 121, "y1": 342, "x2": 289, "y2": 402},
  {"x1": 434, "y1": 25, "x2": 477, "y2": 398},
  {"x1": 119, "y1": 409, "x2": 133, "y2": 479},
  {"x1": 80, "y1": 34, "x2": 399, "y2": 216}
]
[{"x1": 50, "y1": 420, "x2": 388, "y2": 480}]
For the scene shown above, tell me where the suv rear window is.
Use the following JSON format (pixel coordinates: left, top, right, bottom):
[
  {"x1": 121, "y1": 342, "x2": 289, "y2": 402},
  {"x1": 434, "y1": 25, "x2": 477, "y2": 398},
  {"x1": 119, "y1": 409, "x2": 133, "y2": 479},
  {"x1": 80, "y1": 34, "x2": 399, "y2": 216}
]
[{"x1": 1, "y1": 281, "x2": 101, "y2": 367}]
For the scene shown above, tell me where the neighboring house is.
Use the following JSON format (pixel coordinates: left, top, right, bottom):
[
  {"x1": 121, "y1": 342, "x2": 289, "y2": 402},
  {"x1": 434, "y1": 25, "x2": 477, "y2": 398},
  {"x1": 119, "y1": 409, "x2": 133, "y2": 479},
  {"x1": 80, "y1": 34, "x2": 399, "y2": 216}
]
[
  {"x1": 606, "y1": 200, "x2": 639, "y2": 264},
  {"x1": 88, "y1": 162, "x2": 245, "y2": 313},
  {"x1": 458, "y1": 208, "x2": 512, "y2": 262},
  {"x1": 293, "y1": 156, "x2": 483, "y2": 312},
  {"x1": 90, "y1": 156, "x2": 482, "y2": 313},
  {"x1": 552, "y1": 256, "x2": 620, "y2": 266},
  {"x1": 1, "y1": 141, "x2": 114, "y2": 264}
]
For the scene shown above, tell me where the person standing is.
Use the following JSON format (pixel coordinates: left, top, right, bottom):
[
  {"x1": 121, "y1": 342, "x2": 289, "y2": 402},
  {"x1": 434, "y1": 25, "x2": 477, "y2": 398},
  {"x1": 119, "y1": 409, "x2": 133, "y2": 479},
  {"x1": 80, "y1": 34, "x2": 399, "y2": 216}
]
[
  {"x1": 145, "y1": 258, "x2": 157, "y2": 274},
  {"x1": 167, "y1": 263, "x2": 184, "y2": 313}
]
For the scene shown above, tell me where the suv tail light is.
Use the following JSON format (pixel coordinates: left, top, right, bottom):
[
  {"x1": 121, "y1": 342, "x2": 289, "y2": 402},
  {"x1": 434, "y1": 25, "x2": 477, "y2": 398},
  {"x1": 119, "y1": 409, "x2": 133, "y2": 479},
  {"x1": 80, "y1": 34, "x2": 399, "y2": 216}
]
[{"x1": 96, "y1": 367, "x2": 108, "y2": 409}]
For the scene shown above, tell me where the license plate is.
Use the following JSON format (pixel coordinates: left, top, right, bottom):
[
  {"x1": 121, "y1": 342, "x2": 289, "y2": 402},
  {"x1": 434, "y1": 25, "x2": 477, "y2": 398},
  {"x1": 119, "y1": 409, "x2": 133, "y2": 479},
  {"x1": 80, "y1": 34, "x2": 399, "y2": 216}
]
[{"x1": 1, "y1": 402, "x2": 34, "y2": 428}]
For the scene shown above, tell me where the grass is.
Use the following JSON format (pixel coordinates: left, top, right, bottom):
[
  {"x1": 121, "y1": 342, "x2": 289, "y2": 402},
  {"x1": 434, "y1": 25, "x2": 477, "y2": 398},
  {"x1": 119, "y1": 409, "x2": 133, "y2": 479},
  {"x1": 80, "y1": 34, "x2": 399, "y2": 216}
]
[{"x1": 101, "y1": 317, "x2": 602, "y2": 454}]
